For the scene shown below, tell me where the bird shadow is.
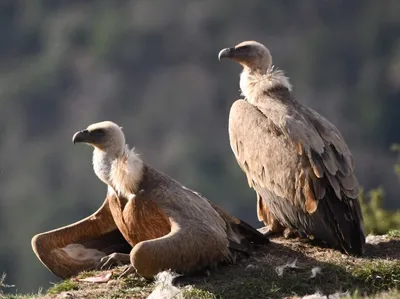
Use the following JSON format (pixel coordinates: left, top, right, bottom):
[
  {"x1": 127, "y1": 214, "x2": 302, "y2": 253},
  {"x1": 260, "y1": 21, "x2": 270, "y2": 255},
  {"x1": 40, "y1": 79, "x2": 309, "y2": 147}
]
[
  {"x1": 364, "y1": 238, "x2": 400, "y2": 259},
  {"x1": 173, "y1": 237, "x2": 399, "y2": 299}
]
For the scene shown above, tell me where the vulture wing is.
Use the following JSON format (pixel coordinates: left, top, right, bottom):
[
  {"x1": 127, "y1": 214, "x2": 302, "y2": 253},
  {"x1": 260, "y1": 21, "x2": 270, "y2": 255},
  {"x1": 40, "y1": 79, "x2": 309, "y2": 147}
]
[
  {"x1": 132, "y1": 167, "x2": 269, "y2": 275},
  {"x1": 31, "y1": 194, "x2": 131, "y2": 279},
  {"x1": 229, "y1": 96, "x2": 365, "y2": 255},
  {"x1": 207, "y1": 199, "x2": 269, "y2": 254}
]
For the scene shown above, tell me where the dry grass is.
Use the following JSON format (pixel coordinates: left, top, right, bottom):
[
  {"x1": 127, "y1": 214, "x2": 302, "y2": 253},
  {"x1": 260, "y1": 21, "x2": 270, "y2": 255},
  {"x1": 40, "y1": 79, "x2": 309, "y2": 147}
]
[{"x1": 1, "y1": 230, "x2": 399, "y2": 299}]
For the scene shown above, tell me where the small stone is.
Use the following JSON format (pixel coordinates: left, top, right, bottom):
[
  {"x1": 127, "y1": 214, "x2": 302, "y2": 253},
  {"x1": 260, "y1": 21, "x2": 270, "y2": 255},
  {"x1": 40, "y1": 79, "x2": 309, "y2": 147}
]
[{"x1": 59, "y1": 291, "x2": 74, "y2": 298}]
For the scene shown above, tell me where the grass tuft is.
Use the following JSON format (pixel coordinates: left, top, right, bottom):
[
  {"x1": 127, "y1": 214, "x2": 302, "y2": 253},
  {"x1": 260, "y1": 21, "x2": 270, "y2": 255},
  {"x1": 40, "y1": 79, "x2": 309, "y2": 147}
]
[
  {"x1": 182, "y1": 288, "x2": 218, "y2": 299},
  {"x1": 46, "y1": 279, "x2": 79, "y2": 295},
  {"x1": 347, "y1": 288, "x2": 400, "y2": 299},
  {"x1": 2, "y1": 234, "x2": 400, "y2": 299},
  {"x1": 387, "y1": 229, "x2": 400, "y2": 238},
  {"x1": 352, "y1": 260, "x2": 400, "y2": 292}
]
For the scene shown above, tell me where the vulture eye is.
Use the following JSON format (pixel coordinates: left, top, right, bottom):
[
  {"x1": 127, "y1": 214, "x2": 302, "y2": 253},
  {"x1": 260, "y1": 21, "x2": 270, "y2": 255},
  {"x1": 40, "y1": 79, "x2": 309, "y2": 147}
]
[
  {"x1": 90, "y1": 128, "x2": 106, "y2": 138},
  {"x1": 237, "y1": 45, "x2": 251, "y2": 52}
]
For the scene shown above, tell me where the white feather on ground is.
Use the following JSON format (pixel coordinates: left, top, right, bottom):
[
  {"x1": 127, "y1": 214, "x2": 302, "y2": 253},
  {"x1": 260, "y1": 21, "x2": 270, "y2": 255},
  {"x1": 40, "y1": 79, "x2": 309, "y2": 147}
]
[
  {"x1": 302, "y1": 291, "x2": 349, "y2": 299},
  {"x1": 310, "y1": 266, "x2": 322, "y2": 278},
  {"x1": 146, "y1": 271, "x2": 193, "y2": 299},
  {"x1": 275, "y1": 258, "x2": 299, "y2": 277}
]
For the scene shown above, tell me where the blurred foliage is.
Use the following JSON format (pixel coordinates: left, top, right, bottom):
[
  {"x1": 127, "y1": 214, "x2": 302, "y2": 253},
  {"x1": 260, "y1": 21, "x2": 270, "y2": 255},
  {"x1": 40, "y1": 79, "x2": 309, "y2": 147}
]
[
  {"x1": 390, "y1": 143, "x2": 400, "y2": 177},
  {"x1": 360, "y1": 187, "x2": 400, "y2": 235},
  {"x1": 360, "y1": 144, "x2": 400, "y2": 235},
  {"x1": 0, "y1": 0, "x2": 400, "y2": 294},
  {"x1": 387, "y1": 229, "x2": 400, "y2": 238}
]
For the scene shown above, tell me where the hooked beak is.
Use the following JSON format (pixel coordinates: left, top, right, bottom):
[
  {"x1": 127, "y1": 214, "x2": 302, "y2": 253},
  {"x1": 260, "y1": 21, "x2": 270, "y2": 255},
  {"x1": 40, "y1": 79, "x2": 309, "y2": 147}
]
[
  {"x1": 218, "y1": 47, "x2": 234, "y2": 61},
  {"x1": 72, "y1": 130, "x2": 90, "y2": 144}
]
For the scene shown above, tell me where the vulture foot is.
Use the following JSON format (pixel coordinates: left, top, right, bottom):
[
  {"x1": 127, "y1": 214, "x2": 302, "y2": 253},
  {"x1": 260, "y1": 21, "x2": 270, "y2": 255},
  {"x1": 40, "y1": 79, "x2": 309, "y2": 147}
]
[
  {"x1": 118, "y1": 265, "x2": 137, "y2": 279},
  {"x1": 97, "y1": 252, "x2": 130, "y2": 270},
  {"x1": 283, "y1": 228, "x2": 298, "y2": 239},
  {"x1": 172, "y1": 269, "x2": 211, "y2": 286},
  {"x1": 258, "y1": 226, "x2": 283, "y2": 238},
  {"x1": 258, "y1": 226, "x2": 300, "y2": 239}
]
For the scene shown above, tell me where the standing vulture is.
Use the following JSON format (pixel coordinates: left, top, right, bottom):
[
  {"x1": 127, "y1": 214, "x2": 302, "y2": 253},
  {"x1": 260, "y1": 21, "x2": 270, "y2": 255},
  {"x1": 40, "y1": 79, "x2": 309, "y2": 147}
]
[
  {"x1": 218, "y1": 40, "x2": 365, "y2": 255},
  {"x1": 32, "y1": 121, "x2": 269, "y2": 279}
]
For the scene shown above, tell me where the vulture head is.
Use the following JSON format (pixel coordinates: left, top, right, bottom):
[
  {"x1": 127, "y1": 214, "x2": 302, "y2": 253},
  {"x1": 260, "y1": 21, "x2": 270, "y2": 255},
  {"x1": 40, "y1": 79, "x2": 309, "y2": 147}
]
[
  {"x1": 218, "y1": 40, "x2": 272, "y2": 71},
  {"x1": 72, "y1": 121, "x2": 125, "y2": 156},
  {"x1": 73, "y1": 121, "x2": 143, "y2": 193}
]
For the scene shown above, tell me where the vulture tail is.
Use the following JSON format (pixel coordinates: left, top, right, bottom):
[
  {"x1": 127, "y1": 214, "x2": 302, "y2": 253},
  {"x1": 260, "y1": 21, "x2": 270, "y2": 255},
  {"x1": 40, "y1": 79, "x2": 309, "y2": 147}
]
[
  {"x1": 254, "y1": 184, "x2": 365, "y2": 255},
  {"x1": 233, "y1": 218, "x2": 270, "y2": 246},
  {"x1": 317, "y1": 188, "x2": 366, "y2": 256},
  {"x1": 206, "y1": 199, "x2": 270, "y2": 247},
  {"x1": 227, "y1": 218, "x2": 270, "y2": 261}
]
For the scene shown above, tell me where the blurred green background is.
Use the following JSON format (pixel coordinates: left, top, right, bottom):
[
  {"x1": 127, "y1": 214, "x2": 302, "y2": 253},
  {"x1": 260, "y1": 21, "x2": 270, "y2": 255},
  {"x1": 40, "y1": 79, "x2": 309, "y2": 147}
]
[{"x1": 0, "y1": 0, "x2": 400, "y2": 294}]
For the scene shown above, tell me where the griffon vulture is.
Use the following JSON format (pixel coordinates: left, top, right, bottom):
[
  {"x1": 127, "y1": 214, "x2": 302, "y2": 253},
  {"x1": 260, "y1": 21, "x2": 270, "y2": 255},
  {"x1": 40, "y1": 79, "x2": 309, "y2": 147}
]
[
  {"x1": 32, "y1": 121, "x2": 268, "y2": 279},
  {"x1": 218, "y1": 40, "x2": 365, "y2": 255}
]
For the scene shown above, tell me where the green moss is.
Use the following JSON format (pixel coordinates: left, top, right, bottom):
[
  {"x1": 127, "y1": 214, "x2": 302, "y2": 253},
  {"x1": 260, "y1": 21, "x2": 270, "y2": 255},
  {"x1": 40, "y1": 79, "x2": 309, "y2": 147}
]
[
  {"x1": 387, "y1": 229, "x2": 400, "y2": 238},
  {"x1": 46, "y1": 279, "x2": 79, "y2": 295},
  {"x1": 76, "y1": 270, "x2": 97, "y2": 279},
  {"x1": 119, "y1": 274, "x2": 150, "y2": 289},
  {"x1": 347, "y1": 289, "x2": 400, "y2": 299},
  {"x1": 182, "y1": 288, "x2": 218, "y2": 299},
  {"x1": 352, "y1": 260, "x2": 400, "y2": 292},
  {"x1": 0, "y1": 295, "x2": 39, "y2": 299},
  {"x1": 4, "y1": 235, "x2": 400, "y2": 299}
]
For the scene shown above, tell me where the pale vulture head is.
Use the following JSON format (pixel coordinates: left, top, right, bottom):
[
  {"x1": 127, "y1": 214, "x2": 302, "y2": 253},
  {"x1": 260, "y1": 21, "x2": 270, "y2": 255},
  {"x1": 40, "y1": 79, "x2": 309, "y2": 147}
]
[
  {"x1": 72, "y1": 121, "x2": 126, "y2": 157},
  {"x1": 218, "y1": 41, "x2": 272, "y2": 72}
]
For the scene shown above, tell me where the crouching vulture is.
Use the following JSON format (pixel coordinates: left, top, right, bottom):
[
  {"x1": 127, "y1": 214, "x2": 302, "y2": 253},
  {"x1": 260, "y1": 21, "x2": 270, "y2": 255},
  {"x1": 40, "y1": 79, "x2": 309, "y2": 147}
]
[
  {"x1": 218, "y1": 40, "x2": 365, "y2": 255},
  {"x1": 31, "y1": 121, "x2": 268, "y2": 279}
]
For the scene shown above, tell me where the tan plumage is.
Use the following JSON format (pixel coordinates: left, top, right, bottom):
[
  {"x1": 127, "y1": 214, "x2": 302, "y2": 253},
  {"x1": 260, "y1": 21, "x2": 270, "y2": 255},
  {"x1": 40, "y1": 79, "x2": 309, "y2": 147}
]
[
  {"x1": 32, "y1": 121, "x2": 268, "y2": 279},
  {"x1": 31, "y1": 198, "x2": 131, "y2": 278},
  {"x1": 219, "y1": 41, "x2": 365, "y2": 255}
]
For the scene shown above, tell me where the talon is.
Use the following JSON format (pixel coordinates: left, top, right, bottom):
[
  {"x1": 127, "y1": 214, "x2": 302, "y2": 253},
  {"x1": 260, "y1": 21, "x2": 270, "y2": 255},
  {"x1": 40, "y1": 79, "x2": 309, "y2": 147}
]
[
  {"x1": 264, "y1": 230, "x2": 281, "y2": 238},
  {"x1": 258, "y1": 226, "x2": 282, "y2": 238},
  {"x1": 283, "y1": 228, "x2": 298, "y2": 239},
  {"x1": 96, "y1": 252, "x2": 130, "y2": 271},
  {"x1": 118, "y1": 266, "x2": 136, "y2": 279}
]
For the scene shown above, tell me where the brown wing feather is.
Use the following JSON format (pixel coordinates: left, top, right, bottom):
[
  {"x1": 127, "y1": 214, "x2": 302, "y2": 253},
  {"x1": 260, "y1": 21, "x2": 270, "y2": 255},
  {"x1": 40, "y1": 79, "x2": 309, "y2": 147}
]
[
  {"x1": 229, "y1": 98, "x2": 365, "y2": 254},
  {"x1": 207, "y1": 200, "x2": 269, "y2": 248},
  {"x1": 31, "y1": 194, "x2": 131, "y2": 279},
  {"x1": 229, "y1": 100, "x2": 304, "y2": 208}
]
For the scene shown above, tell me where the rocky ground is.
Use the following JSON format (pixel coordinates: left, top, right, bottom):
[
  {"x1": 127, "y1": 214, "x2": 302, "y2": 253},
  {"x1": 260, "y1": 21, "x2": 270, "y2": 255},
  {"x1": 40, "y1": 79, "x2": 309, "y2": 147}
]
[{"x1": 1, "y1": 230, "x2": 399, "y2": 299}]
